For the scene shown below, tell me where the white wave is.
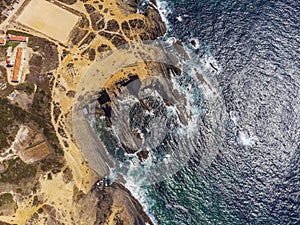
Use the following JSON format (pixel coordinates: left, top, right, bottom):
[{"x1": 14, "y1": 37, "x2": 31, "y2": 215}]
[
  {"x1": 156, "y1": 0, "x2": 173, "y2": 32},
  {"x1": 176, "y1": 15, "x2": 183, "y2": 22},
  {"x1": 172, "y1": 204, "x2": 189, "y2": 213},
  {"x1": 125, "y1": 176, "x2": 158, "y2": 225},
  {"x1": 166, "y1": 36, "x2": 177, "y2": 45},
  {"x1": 188, "y1": 37, "x2": 200, "y2": 49},
  {"x1": 238, "y1": 130, "x2": 256, "y2": 146},
  {"x1": 229, "y1": 111, "x2": 239, "y2": 126}
]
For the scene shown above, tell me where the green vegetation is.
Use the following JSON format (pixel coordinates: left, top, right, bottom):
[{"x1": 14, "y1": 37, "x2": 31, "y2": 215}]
[
  {"x1": 0, "y1": 97, "x2": 27, "y2": 148},
  {"x1": 37, "y1": 207, "x2": 44, "y2": 214},
  {"x1": 30, "y1": 88, "x2": 64, "y2": 156},
  {"x1": 0, "y1": 66, "x2": 14, "y2": 98},
  {"x1": 40, "y1": 157, "x2": 64, "y2": 173},
  {"x1": 0, "y1": 221, "x2": 17, "y2": 225},
  {"x1": 0, "y1": 84, "x2": 63, "y2": 153},
  {"x1": 0, "y1": 193, "x2": 14, "y2": 207},
  {"x1": 115, "y1": 218, "x2": 124, "y2": 225},
  {"x1": 0, "y1": 157, "x2": 37, "y2": 184},
  {"x1": 0, "y1": 31, "x2": 65, "y2": 192},
  {"x1": 27, "y1": 36, "x2": 59, "y2": 72},
  {"x1": 0, "y1": 66, "x2": 7, "y2": 81},
  {"x1": 0, "y1": 15, "x2": 7, "y2": 25},
  {"x1": 6, "y1": 30, "x2": 32, "y2": 37},
  {"x1": 32, "y1": 195, "x2": 39, "y2": 206},
  {"x1": 16, "y1": 188, "x2": 22, "y2": 194},
  {"x1": 4, "y1": 41, "x2": 20, "y2": 51},
  {"x1": 15, "y1": 83, "x2": 35, "y2": 95}
]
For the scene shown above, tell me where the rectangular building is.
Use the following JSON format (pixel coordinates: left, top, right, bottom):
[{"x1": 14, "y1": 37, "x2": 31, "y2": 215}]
[
  {"x1": 12, "y1": 48, "x2": 23, "y2": 83},
  {"x1": 8, "y1": 35, "x2": 28, "y2": 42}
]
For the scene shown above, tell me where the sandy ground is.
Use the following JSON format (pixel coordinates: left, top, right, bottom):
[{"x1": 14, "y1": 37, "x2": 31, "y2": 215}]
[
  {"x1": 76, "y1": 43, "x2": 167, "y2": 96},
  {"x1": 16, "y1": 0, "x2": 79, "y2": 44},
  {"x1": 0, "y1": 125, "x2": 28, "y2": 162}
]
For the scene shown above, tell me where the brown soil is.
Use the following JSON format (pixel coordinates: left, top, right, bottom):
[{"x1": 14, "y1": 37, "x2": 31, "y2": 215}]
[{"x1": 19, "y1": 142, "x2": 51, "y2": 164}]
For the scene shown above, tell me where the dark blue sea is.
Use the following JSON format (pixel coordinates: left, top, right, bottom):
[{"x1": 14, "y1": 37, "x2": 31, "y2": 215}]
[{"x1": 133, "y1": 0, "x2": 300, "y2": 224}]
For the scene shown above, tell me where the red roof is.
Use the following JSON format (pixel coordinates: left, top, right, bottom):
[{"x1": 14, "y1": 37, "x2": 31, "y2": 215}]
[
  {"x1": 12, "y1": 48, "x2": 23, "y2": 83},
  {"x1": 9, "y1": 35, "x2": 28, "y2": 42},
  {"x1": 0, "y1": 37, "x2": 5, "y2": 44}
]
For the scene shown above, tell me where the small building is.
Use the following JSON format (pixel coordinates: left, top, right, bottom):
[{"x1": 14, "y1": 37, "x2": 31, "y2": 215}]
[
  {"x1": 6, "y1": 59, "x2": 13, "y2": 67},
  {"x1": 8, "y1": 34, "x2": 28, "y2": 42},
  {"x1": 12, "y1": 48, "x2": 23, "y2": 83},
  {"x1": 6, "y1": 46, "x2": 12, "y2": 57},
  {"x1": 0, "y1": 37, "x2": 6, "y2": 45}
]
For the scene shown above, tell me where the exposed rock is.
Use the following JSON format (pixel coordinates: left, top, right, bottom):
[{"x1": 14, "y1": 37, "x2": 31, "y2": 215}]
[
  {"x1": 115, "y1": 0, "x2": 140, "y2": 15},
  {"x1": 143, "y1": 4, "x2": 167, "y2": 39},
  {"x1": 93, "y1": 182, "x2": 154, "y2": 225}
]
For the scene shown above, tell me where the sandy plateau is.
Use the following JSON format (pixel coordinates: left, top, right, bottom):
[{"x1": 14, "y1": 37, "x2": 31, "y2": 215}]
[
  {"x1": 16, "y1": 0, "x2": 80, "y2": 44},
  {"x1": 0, "y1": 0, "x2": 166, "y2": 224}
]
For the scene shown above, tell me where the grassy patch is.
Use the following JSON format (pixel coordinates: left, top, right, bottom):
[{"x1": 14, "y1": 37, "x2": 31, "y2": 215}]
[
  {"x1": 15, "y1": 83, "x2": 35, "y2": 95},
  {"x1": 0, "y1": 65, "x2": 7, "y2": 81},
  {"x1": 0, "y1": 193, "x2": 14, "y2": 207},
  {"x1": 0, "y1": 157, "x2": 37, "y2": 184},
  {"x1": 0, "y1": 31, "x2": 65, "y2": 186},
  {"x1": 4, "y1": 41, "x2": 20, "y2": 51},
  {"x1": 0, "y1": 97, "x2": 27, "y2": 148},
  {"x1": 27, "y1": 36, "x2": 59, "y2": 72},
  {"x1": 6, "y1": 30, "x2": 32, "y2": 37},
  {"x1": 30, "y1": 87, "x2": 64, "y2": 156}
]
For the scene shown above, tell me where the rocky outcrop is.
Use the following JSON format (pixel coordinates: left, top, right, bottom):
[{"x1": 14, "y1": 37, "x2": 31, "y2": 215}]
[{"x1": 93, "y1": 182, "x2": 154, "y2": 225}]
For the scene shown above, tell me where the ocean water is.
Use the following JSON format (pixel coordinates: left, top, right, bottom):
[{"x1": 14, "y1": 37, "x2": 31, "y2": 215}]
[
  {"x1": 93, "y1": 0, "x2": 300, "y2": 224},
  {"x1": 135, "y1": 0, "x2": 300, "y2": 225}
]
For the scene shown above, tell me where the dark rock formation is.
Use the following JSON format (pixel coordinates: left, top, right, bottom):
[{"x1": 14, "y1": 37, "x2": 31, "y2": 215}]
[{"x1": 92, "y1": 182, "x2": 154, "y2": 225}]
